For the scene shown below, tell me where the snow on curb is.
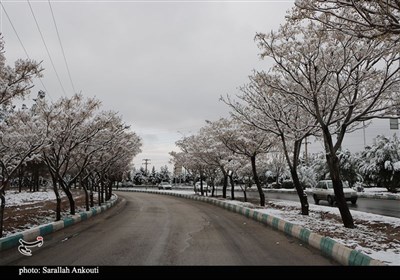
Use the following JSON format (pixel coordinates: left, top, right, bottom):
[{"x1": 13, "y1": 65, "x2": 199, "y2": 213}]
[
  {"x1": 0, "y1": 194, "x2": 119, "y2": 252},
  {"x1": 357, "y1": 192, "x2": 400, "y2": 200},
  {"x1": 120, "y1": 189, "x2": 386, "y2": 266},
  {"x1": 265, "y1": 188, "x2": 400, "y2": 200}
]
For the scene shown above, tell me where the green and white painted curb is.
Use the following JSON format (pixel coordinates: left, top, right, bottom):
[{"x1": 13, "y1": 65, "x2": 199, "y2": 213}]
[
  {"x1": 0, "y1": 194, "x2": 118, "y2": 252},
  {"x1": 267, "y1": 188, "x2": 400, "y2": 200},
  {"x1": 120, "y1": 189, "x2": 386, "y2": 266}
]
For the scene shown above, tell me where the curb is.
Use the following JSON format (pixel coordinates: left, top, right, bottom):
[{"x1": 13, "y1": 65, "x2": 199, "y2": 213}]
[
  {"x1": 357, "y1": 192, "x2": 400, "y2": 200},
  {"x1": 0, "y1": 194, "x2": 119, "y2": 252},
  {"x1": 119, "y1": 189, "x2": 386, "y2": 266},
  {"x1": 264, "y1": 189, "x2": 400, "y2": 201}
]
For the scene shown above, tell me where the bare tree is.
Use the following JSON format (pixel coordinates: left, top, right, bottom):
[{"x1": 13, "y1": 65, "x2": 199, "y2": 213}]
[
  {"x1": 36, "y1": 94, "x2": 103, "y2": 216},
  {"x1": 0, "y1": 109, "x2": 44, "y2": 236},
  {"x1": 292, "y1": 0, "x2": 400, "y2": 41},
  {"x1": 224, "y1": 75, "x2": 317, "y2": 215},
  {"x1": 195, "y1": 123, "x2": 237, "y2": 198},
  {"x1": 175, "y1": 135, "x2": 213, "y2": 196},
  {"x1": 0, "y1": 35, "x2": 44, "y2": 236},
  {"x1": 210, "y1": 118, "x2": 274, "y2": 206},
  {"x1": 255, "y1": 20, "x2": 400, "y2": 227}
]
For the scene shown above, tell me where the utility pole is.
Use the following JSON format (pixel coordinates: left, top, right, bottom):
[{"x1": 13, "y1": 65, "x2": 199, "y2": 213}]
[{"x1": 142, "y1": 159, "x2": 151, "y2": 174}]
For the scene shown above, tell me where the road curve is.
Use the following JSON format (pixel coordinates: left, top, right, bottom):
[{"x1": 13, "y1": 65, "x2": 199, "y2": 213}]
[{"x1": 1, "y1": 192, "x2": 336, "y2": 265}]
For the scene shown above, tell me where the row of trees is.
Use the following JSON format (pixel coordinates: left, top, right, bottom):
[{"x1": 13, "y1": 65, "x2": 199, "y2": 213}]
[
  {"x1": 267, "y1": 134, "x2": 400, "y2": 193},
  {"x1": 310, "y1": 135, "x2": 400, "y2": 193},
  {"x1": 129, "y1": 165, "x2": 171, "y2": 185},
  {"x1": 0, "y1": 37, "x2": 142, "y2": 237},
  {"x1": 172, "y1": 0, "x2": 399, "y2": 228}
]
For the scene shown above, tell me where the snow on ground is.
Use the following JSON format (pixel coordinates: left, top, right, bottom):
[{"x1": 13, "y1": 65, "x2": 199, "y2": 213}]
[
  {"x1": 265, "y1": 186, "x2": 400, "y2": 199},
  {"x1": 255, "y1": 200, "x2": 400, "y2": 265},
  {"x1": 5, "y1": 188, "x2": 65, "y2": 206},
  {"x1": 364, "y1": 187, "x2": 393, "y2": 193},
  {"x1": 264, "y1": 188, "x2": 296, "y2": 193},
  {"x1": 363, "y1": 187, "x2": 400, "y2": 196},
  {"x1": 128, "y1": 188, "x2": 400, "y2": 265}
]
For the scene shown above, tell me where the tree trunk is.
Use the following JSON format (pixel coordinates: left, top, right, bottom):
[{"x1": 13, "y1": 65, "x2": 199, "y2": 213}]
[
  {"x1": 18, "y1": 167, "x2": 23, "y2": 193},
  {"x1": 65, "y1": 189, "x2": 75, "y2": 215},
  {"x1": 89, "y1": 177, "x2": 94, "y2": 207},
  {"x1": 292, "y1": 140, "x2": 309, "y2": 215},
  {"x1": 34, "y1": 168, "x2": 39, "y2": 192},
  {"x1": 0, "y1": 189, "x2": 5, "y2": 238},
  {"x1": 229, "y1": 174, "x2": 235, "y2": 200},
  {"x1": 291, "y1": 169, "x2": 309, "y2": 215},
  {"x1": 241, "y1": 184, "x2": 247, "y2": 202},
  {"x1": 98, "y1": 184, "x2": 102, "y2": 206},
  {"x1": 30, "y1": 173, "x2": 34, "y2": 192},
  {"x1": 100, "y1": 181, "x2": 105, "y2": 204},
  {"x1": 221, "y1": 168, "x2": 228, "y2": 198},
  {"x1": 90, "y1": 189, "x2": 94, "y2": 208},
  {"x1": 107, "y1": 181, "x2": 113, "y2": 201},
  {"x1": 251, "y1": 155, "x2": 265, "y2": 206},
  {"x1": 52, "y1": 176, "x2": 62, "y2": 221},
  {"x1": 60, "y1": 182, "x2": 75, "y2": 215},
  {"x1": 81, "y1": 180, "x2": 89, "y2": 211},
  {"x1": 200, "y1": 171, "x2": 204, "y2": 196},
  {"x1": 326, "y1": 152, "x2": 355, "y2": 228},
  {"x1": 104, "y1": 182, "x2": 108, "y2": 201}
]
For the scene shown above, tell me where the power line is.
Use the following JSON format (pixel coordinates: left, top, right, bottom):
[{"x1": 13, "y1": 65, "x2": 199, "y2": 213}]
[
  {"x1": 27, "y1": 0, "x2": 67, "y2": 96},
  {"x1": 0, "y1": 2, "x2": 29, "y2": 58},
  {"x1": 48, "y1": 0, "x2": 76, "y2": 94},
  {"x1": 0, "y1": 1, "x2": 51, "y2": 100}
]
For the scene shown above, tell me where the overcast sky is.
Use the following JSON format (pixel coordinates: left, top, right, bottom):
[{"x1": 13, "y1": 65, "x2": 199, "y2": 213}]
[{"x1": 1, "y1": 0, "x2": 397, "y2": 171}]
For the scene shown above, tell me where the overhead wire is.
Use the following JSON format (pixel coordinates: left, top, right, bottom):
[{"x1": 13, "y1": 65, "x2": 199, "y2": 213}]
[
  {"x1": 48, "y1": 0, "x2": 76, "y2": 94},
  {"x1": 27, "y1": 0, "x2": 67, "y2": 96},
  {"x1": 0, "y1": 1, "x2": 51, "y2": 100}
]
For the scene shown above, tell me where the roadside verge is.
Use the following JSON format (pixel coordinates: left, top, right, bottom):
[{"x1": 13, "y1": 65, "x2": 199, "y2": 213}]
[
  {"x1": 0, "y1": 194, "x2": 118, "y2": 252},
  {"x1": 263, "y1": 188, "x2": 400, "y2": 200}
]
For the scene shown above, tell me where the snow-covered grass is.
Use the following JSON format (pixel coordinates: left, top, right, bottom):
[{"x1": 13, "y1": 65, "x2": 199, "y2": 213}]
[
  {"x1": 126, "y1": 188, "x2": 400, "y2": 265},
  {"x1": 264, "y1": 188, "x2": 296, "y2": 193},
  {"x1": 363, "y1": 187, "x2": 400, "y2": 195},
  {"x1": 5, "y1": 188, "x2": 65, "y2": 206},
  {"x1": 363, "y1": 187, "x2": 393, "y2": 193},
  {"x1": 254, "y1": 200, "x2": 400, "y2": 265},
  {"x1": 264, "y1": 186, "x2": 400, "y2": 199},
  {"x1": 2, "y1": 189, "x2": 83, "y2": 237}
]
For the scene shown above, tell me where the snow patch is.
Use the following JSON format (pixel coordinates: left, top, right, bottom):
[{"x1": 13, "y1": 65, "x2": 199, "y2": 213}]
[{"x1": 5, "y1": 189, "x2": 65, "y2": 206}]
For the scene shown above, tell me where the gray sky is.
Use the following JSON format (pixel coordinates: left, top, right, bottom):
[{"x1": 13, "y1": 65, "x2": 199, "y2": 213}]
[{"x1": 1, "y1": 0, "x2": 397, "y2": 171}]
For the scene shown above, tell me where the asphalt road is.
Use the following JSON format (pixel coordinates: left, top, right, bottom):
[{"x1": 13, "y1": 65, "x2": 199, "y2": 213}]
[
  {"x1": 240, "y1": 191, "x2": 400, "y2": 218},
  {"x1": 1, "y1": 192, "x2": 336, "y2": 265}
]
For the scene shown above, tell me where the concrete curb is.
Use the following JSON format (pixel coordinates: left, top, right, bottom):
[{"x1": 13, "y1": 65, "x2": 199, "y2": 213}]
[
  {"x1": 264, "y1": 188, "x2": 400, "y2": 201},
  {"x1": 357, "y1": 192, "x2": 400, "y2": 200},
  {"x1": 119, "y1": 189, "x2": 386, "y2": 266},
  {"x1": 0, "y1": 194, "x2": 119, "y2": 252}
]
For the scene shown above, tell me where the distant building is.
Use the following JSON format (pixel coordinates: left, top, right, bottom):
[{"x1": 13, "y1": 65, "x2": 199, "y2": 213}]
[{"x1": 306, "y1": 118, "x2": 399, "y2": 155}]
